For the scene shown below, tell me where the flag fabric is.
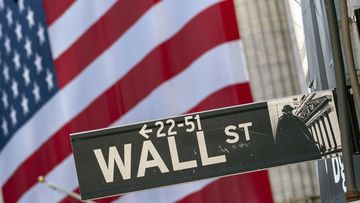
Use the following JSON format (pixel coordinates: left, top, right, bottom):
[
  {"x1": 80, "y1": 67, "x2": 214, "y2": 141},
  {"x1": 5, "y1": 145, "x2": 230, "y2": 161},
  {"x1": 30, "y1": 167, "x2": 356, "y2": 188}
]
[{"x1": 0, "y1": 0, "x2": 274, "y2": 202}]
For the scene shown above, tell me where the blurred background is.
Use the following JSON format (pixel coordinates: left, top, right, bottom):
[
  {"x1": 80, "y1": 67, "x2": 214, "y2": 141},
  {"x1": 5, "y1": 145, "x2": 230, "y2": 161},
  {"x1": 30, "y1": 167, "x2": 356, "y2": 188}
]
[{"x1": 1, "y1": 0, "x2": 360, "y2": 202}]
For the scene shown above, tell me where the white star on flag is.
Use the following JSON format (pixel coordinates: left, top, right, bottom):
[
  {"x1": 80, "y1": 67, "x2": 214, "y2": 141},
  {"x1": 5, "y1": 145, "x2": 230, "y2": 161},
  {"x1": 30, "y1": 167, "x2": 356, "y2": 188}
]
[
  {"x1": 32, "y1": 82, "x2": 41, "y2": 102},
  {"x1": 1, "y1": 118, "x2": 8, "y2": 136},
  {"x1": 13, "y1": 51, "x2": 21, "y2": 70},
  {"x1": 1, "y1": 91, "x2": 8, "y2": 109},
  {"x1": 21, "y1": 94, "x2": 29, "y2": 115},
  {"x1": 34, "y1": 53, "x2": 42, "y2": 73},
  {"x1": 22, "y1": 66, "x2": 31, "y2": 86},
  {"x1": 2, "y1": 65, "x2": 9, "y2": 82},
  {"x1": 4, "y1": 36, "x2": 11, "y2": 54},
  {"x1": 26, "y1": 7, "x2": 35, "y2": 28},
  {"x1": 37, "y1": 24, "x2": 45, "y2": 45},
  {"x1": 15, "y1": 22, "x2": 22, "y2": 41},
  {"x1": 18, "y1": 0, "x2": 25, "y2": 13},
  {"x1": 10, "y1": 106, "x2": 17, "y2": 126},
  {"x1": 6, "y1": 8, "x2": 13, "y2": 26},
  {"x1": 45, "y1": 70, "x2": 54, "y2": 90},
  {"x1": 11, "y1": 79, "x2": 19, "y2": 98},
  {"x1": 24, "y1": 37, "x2": 32, "y2": 57},
  {"x1": 0, "y1": 0, "x2": 4, "y2": 10}
]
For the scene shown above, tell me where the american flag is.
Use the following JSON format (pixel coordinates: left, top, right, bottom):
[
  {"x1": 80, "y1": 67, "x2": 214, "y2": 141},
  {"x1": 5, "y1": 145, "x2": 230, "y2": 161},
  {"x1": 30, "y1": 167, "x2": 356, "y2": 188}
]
[{"x1": 0, "y1": 0, "x2": 273, "y2": 202}]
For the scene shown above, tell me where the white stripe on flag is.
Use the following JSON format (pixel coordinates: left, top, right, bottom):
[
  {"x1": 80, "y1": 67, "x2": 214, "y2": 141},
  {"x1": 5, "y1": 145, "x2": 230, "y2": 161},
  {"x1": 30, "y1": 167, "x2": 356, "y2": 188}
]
[
  {"x1": 19, "y1": 40, "x2": 247, "y2": 202},
  {"x1": 115, "y1": 179, "x2": 217, "y2": 203},
  {"x1": 48, "y1": 0, "x2": 117, "y2": 59},
  {"x1": 115, "y1": 40, "x2": 248, "y2": 125},
  {"x1": 18, "y1": 156, "x2": 78, "y2": 203},
  {"x1": 0, "y1": 0, "x2": 221, "y2": 186}
]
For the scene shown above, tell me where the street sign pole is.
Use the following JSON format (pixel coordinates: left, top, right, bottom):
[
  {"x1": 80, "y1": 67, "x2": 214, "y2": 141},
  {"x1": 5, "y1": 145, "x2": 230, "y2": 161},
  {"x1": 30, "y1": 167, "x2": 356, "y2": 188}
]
[{"x1": 324, "y1": 0, "x2": 360, "y2": 201}]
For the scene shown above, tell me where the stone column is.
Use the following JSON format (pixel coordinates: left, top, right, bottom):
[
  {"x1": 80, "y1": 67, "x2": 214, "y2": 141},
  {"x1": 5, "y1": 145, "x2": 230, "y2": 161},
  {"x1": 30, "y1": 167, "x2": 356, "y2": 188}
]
[{"x1": 233, "y1": 0, "x2": 320, "y2": 202}]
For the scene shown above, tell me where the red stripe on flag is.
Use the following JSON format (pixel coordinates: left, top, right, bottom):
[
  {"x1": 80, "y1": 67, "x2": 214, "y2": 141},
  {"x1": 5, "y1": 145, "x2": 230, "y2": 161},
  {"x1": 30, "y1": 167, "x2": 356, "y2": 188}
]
[
  {"x1": 42, "y1": 0, "x2": 75, "y2": 26},
  {"x1": 2, "y1": 2, "x2": 239, "y2": 202},
  {"x1": 61, "y1": 194, "x2": 119, "y2": 203},
  {"x1": 59, "y1": 82, "x2": 253, "y2": 203},
  {"x1": 177, "y1": 171, "x2": 274, "y2": 203},
  {"x1": 59, "y1": 188, "x2": 120, "y2": 203},
  {"x1": 54, "y1": 0, "x2": 160, "y2": 88},
  {"x1": 95, "y1": 196, "x2": 121, "y2": 203},
  {"x1": 188, "y1": 83, "x2": 252, "y2": 113}
]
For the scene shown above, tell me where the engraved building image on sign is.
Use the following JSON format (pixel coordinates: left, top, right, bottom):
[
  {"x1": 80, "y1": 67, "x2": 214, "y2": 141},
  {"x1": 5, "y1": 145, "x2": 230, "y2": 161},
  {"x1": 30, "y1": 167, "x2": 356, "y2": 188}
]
[{"x1": 268, "y1": 91, "x2": 341, "y2": 161}]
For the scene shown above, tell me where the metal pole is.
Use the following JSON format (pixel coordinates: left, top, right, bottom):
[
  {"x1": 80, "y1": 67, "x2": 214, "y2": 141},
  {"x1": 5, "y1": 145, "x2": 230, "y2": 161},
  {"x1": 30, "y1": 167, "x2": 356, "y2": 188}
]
[
  {"x1": 324, "y1": 0, "x2": 360, "y2": 202},
  {"x1": 0, "y1": 187, "x2": 3, "y2": 203},
  {"x1": 339, "y1": 0, "x2": 360, "y2": 113},
  {"x1": 38, "y1": 176, "x2": 96, "y2": 203}
]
